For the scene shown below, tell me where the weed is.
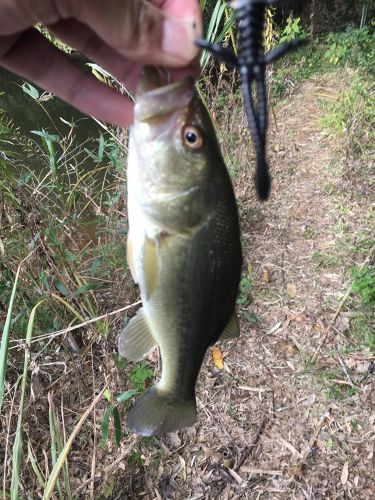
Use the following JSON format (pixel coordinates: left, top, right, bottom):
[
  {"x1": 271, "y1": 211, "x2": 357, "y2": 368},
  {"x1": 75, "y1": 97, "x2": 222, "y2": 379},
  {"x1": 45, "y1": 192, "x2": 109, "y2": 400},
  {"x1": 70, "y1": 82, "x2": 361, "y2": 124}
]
[
  {"x1": 350, "y1": 418, "x2": 359, "y2": 431},
  {"x1": 321, "y1": 74, "x2": 375, "y2": 157},
  {"x1": 127, "y1": 450, "x2": 145, "y2": 468},
  {"x1": 237, "y1": 271, "x2": 253, "y2": 305},
  {"x1": 279, "y1": 17, "x2": 310, "y2": 44},
  {"x1": 350, "y1": 311, "x2": 374, "y2": 349},
  {"x1": 326, "y1": 438, "x2": 334, "y2": 450},
  {"x1": 271, "y1": 40, "x2": 328, "y2": 100},
  {"x1": 351, "y1": 265, "x2": 375, "y2": 305},
  {"x1": 241, "y1": 310, "x2": 261, "y2": 325},
  {"x1": 325, "y1": 27, "x2": 375, "y2": 75},
  {"x1": 130, "y1": 362, "x2": 155, "y2": 392}
]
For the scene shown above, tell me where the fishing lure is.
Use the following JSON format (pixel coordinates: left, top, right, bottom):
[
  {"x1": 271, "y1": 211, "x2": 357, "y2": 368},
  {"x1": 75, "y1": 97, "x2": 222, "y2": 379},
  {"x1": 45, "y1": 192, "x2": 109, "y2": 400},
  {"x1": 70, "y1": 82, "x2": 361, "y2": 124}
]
[{"x1": 196, "y1": 0, "x2": 306, "y2": 199}]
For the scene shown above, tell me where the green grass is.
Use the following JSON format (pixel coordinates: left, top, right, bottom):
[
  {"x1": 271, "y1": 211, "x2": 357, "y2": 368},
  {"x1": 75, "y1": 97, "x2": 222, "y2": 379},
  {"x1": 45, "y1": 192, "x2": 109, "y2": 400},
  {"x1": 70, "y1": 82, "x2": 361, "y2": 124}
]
[
  {"x1": 130, "y1": 362, "x2": 155, "y2": 393},
  {"x1": 320, "y1": 74, "x2": 375, "y2": 157},
  {"x1": 1, "y1": 83, "x2": 130, "y2": 497}
]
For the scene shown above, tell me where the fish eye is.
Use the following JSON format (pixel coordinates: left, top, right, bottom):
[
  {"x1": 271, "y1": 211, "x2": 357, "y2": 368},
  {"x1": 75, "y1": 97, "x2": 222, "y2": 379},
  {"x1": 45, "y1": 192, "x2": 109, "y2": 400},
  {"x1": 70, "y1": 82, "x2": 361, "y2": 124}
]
[{"x1": 182, "y1": 125, "x2": 204, "y2": 150}]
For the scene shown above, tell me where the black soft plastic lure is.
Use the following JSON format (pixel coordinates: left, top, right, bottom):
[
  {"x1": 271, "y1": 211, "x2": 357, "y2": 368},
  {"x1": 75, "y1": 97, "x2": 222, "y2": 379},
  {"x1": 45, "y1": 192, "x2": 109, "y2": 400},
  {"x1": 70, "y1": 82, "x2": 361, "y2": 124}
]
[{"x1": 196, "y1": 0, "x2": 306, "y2": 199}]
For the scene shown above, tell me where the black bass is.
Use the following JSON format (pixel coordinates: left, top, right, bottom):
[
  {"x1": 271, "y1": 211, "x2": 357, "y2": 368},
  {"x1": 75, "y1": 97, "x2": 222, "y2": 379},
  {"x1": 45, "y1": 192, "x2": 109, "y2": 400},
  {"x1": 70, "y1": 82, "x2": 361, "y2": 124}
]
[{"x1": 119, "y1": 66, "x2": 242, "y2": 436}]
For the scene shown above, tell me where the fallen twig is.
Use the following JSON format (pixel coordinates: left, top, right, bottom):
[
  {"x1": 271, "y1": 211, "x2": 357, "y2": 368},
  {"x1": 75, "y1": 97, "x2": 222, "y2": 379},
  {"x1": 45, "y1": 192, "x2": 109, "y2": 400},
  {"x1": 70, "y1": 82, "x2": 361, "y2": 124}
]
[
  {"x1": 236, "y1": 416, "x2": 268, "y2": 472},
  {"x1": 336, "y1": 347, "x2": 358, "y2": 387},
  {"x1": 289, "y1": 412, "x2": 328, "y2": 483}
]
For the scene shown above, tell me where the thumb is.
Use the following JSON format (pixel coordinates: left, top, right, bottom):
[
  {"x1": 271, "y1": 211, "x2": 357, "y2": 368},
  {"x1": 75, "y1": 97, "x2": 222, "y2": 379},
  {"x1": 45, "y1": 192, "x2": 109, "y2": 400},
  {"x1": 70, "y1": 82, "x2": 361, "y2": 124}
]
[{"x1": 75, "y1": 0, "x2": 201, "y2": 66}]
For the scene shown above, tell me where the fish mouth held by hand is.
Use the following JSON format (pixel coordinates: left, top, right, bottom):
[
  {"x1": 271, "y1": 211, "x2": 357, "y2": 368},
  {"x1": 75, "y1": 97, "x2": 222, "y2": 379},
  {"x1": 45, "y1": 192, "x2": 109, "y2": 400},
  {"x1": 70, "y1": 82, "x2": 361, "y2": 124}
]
[{"x1": 134, "y1": 66, "x2": 195, "y2": 122}]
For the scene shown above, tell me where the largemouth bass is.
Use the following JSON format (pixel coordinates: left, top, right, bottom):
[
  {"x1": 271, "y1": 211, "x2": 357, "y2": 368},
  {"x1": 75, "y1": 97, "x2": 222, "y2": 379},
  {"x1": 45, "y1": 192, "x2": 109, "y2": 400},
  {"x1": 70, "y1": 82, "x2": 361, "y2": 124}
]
[{"x1": 119, "y1": 66, "x2": 242, "y2": 436}]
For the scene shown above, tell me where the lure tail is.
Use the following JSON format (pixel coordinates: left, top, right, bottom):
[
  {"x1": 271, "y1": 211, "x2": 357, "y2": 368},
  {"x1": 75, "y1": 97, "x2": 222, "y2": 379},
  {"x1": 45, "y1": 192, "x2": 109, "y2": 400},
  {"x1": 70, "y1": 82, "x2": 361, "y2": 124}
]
[{"x1": 196, "y1": 0, "x2": 307, "y2": 200}]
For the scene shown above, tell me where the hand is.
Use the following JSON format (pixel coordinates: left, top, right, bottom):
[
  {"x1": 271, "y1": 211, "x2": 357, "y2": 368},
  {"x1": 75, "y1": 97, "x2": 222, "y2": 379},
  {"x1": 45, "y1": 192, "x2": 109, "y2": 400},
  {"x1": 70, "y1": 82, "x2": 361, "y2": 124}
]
[{"x1": 0, "y1": 0, "x2": 202, "y2": 125}]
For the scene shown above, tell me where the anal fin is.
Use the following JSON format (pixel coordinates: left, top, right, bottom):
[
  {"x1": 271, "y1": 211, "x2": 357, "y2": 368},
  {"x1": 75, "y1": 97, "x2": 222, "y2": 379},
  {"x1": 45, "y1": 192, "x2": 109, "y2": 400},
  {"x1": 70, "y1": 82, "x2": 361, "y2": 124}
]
[
  {"x1": 118, "y1": 308, "x2": 157, "y2": 361},
  {"x1": 218, "y1": 311, "x2": 240, "y2": 342}
]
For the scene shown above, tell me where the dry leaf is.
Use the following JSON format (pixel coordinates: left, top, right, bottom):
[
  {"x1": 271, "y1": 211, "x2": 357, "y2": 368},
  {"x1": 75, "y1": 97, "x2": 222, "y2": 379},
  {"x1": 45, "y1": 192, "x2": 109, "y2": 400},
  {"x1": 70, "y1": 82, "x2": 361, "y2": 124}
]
[
  {"x1": 286, "y1": 283, "x2": 297, "y2": 299},
  {"x1": 335, "y1": 314, "x2": 350, "y2": 333},
  {"x1": 212, "y1": 346, "x2": 224, "y2": 369},
  {"x1": 179, "y1": 455, "x2": 187, "y2": 481},
  {"x1": 341, "y1": 461, "x2": 349, "y2": 485},
  {"x1": 0, "y1": 238, "x2": 4, "y2": 256},
  {"x1": 263, "y1": 269, "x2": 270, "y2": 282}
]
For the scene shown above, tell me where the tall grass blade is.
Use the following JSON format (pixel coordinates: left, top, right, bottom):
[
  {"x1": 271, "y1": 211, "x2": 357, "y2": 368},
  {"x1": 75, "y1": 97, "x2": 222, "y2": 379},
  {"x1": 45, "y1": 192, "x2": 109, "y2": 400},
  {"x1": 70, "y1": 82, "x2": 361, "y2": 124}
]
[
  {"x1": 10, "y1": 301, "x2": 45, "y2": 500},
  {"x1": 42, "y1": 388, "x2": 105, "y2": 500},
  {"x1": 200, "y1": 1, "x2": 237, "y2": 71},
  {"x1": 0, "y1": 264, "x2": 22, "y2": 412},
  {"x1": 48, "y1": 393, "x2": 72, "y2": 499},
  {"x1": 48, "y1": 393, "x2": 63, "y2": 499},
  {"x1": 27, "y1": 442, "x2": 46, "y2": 489},
  {"x1": 201, "y1": 0, "x2": 226, "y2": 70}
]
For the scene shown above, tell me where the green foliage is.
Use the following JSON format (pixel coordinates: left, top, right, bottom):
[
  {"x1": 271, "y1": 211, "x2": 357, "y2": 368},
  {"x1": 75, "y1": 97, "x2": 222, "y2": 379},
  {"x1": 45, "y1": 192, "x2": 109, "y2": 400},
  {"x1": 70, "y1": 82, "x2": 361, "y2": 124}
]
[
  {"x1": 279, "y1": 17, "x2": 309, "y2": 43},
  {"x1": 127, "y1": 450, "x2": 145, "y2": 468},
  {"x1": 200, "y1": 0, "x2": 237, "y2": 71},
  {"x1": 324, "y1": 27, "x2": 375, "y2": 74},
  {"x1": 320, "y1": 74, "x2": 375, "y2": 156},
  {"x1": 351, "y1": 266, "x2": 375, "y2": 305},
  {"x1": 271, "y1": 40, "x2": 328, "y2": 100},
  {"x1": 237, "y1": 272, "x2": 253, "y2": 306},
  {"x1": 100, "y1": 406, "x2": 122, "y2": 448},
  {"x1": 100, "y1": 390, "x2": 136, "y2": 448},
  {"x1": 130, "y1": 362, "x2": 154, "y2": 392}
]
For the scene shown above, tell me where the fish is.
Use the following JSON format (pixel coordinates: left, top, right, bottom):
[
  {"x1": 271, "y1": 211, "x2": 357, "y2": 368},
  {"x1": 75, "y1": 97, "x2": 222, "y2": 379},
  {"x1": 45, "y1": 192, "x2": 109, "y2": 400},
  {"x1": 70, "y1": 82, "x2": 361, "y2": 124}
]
[{"x1": 118, "y1": 66, "x2": 242, "y2": 436}]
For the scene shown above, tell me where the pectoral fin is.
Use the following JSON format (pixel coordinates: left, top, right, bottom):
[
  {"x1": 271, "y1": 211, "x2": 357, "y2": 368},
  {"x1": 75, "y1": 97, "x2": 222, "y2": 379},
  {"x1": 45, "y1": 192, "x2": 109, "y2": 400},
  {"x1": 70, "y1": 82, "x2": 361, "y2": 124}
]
[
  {"x1": 118, "y1": 308, "x2": 157, "y2": 361},
  {"x1": 219, "y1": 311, "x2": 240, "y2": 341}
]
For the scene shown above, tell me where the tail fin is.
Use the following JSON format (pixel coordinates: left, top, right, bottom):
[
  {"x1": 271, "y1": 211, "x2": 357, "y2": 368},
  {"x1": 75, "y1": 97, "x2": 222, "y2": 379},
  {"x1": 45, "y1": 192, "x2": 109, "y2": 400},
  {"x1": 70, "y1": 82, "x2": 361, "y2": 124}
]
[{"x1": 128, "y1": 385, "x2": 196, "y2": 436}]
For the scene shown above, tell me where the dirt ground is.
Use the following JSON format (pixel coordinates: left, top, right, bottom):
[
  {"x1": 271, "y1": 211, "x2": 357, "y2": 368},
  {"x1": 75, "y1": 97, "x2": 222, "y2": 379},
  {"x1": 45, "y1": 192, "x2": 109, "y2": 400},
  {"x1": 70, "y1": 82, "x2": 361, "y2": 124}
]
[{"x1": 2, "y1": 72, "x2": 374, "y2": 499}]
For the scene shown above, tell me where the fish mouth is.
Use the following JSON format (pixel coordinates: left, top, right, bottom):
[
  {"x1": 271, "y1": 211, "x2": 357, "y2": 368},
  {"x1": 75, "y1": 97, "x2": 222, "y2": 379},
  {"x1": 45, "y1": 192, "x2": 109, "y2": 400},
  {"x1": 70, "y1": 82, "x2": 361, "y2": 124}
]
[{"x1": 134, "y1": 66, "x2": 195, "y2": 122}]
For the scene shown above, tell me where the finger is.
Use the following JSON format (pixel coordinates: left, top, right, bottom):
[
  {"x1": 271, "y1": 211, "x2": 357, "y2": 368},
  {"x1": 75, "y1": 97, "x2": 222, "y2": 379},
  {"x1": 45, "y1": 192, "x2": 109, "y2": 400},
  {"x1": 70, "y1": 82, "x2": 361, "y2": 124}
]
[
  {"x1": 150, "y1": 0, "x2": 202, "y2": 21},
  {"x1": 49, "y1": 19, "x2": 199, "y2": 87},
  {"x1": 48, "y1": 19, "x2": 140, "y2": 92},
  {"x1": 0, "y1": 29, "x2": 133, "y2": 126},
  {"x1": 74, "y1": 0, "x2": 202, "y2": 66}
]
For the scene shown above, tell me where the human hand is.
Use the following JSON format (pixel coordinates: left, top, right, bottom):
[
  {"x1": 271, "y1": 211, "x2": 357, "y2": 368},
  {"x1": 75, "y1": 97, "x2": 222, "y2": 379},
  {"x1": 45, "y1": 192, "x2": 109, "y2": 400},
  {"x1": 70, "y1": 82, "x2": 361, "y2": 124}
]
[{"x1": 0, "y1": 0, "x2": 202, "y2": 125}]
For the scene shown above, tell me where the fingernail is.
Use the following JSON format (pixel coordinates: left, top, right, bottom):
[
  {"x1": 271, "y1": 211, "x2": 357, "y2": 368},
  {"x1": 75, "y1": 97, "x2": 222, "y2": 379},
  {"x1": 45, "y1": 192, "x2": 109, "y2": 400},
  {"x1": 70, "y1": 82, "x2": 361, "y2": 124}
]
[{"x1": 162, "y1": 17, "x2": 201, "y2": 63}]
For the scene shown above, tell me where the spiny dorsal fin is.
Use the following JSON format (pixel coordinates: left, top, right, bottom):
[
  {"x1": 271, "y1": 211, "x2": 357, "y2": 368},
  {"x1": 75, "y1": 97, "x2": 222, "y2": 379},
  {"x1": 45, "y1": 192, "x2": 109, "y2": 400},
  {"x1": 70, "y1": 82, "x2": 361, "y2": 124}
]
[
  {"x1": 219, "y1": 310, "x2": 240, "y2": 341},
  {"x1": 118, "y1": 308, "x2": 157, "y2": 361}
]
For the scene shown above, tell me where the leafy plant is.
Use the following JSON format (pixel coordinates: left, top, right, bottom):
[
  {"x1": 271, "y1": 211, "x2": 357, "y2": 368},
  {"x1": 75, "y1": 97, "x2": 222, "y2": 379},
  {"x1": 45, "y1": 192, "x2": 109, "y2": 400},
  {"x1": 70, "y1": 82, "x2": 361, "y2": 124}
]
[
  {"x1": 200, "y1": 0, "x2": 237, "y2": 71},
  {"x1": 100, "y1": 389, "x2": 137, "y2": 447},
  {"x1": 320, "y1": 74, "x2": 375, "y2": 157},
  {"x1": 237, "y1": 272, "x2": 253, "y2": 306},
  {"x1": 324, "y1": 27, "x2": 374, "y2": 74},
  {"x1": 279, "y1": 17, "x2": 309, "y2": 43},
  {"x1": 351, "y1": 266, "x2": 375, "y2": 305},
  {"x1": 130, "y1": 363, "x2": 154, "y2": 392}
]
